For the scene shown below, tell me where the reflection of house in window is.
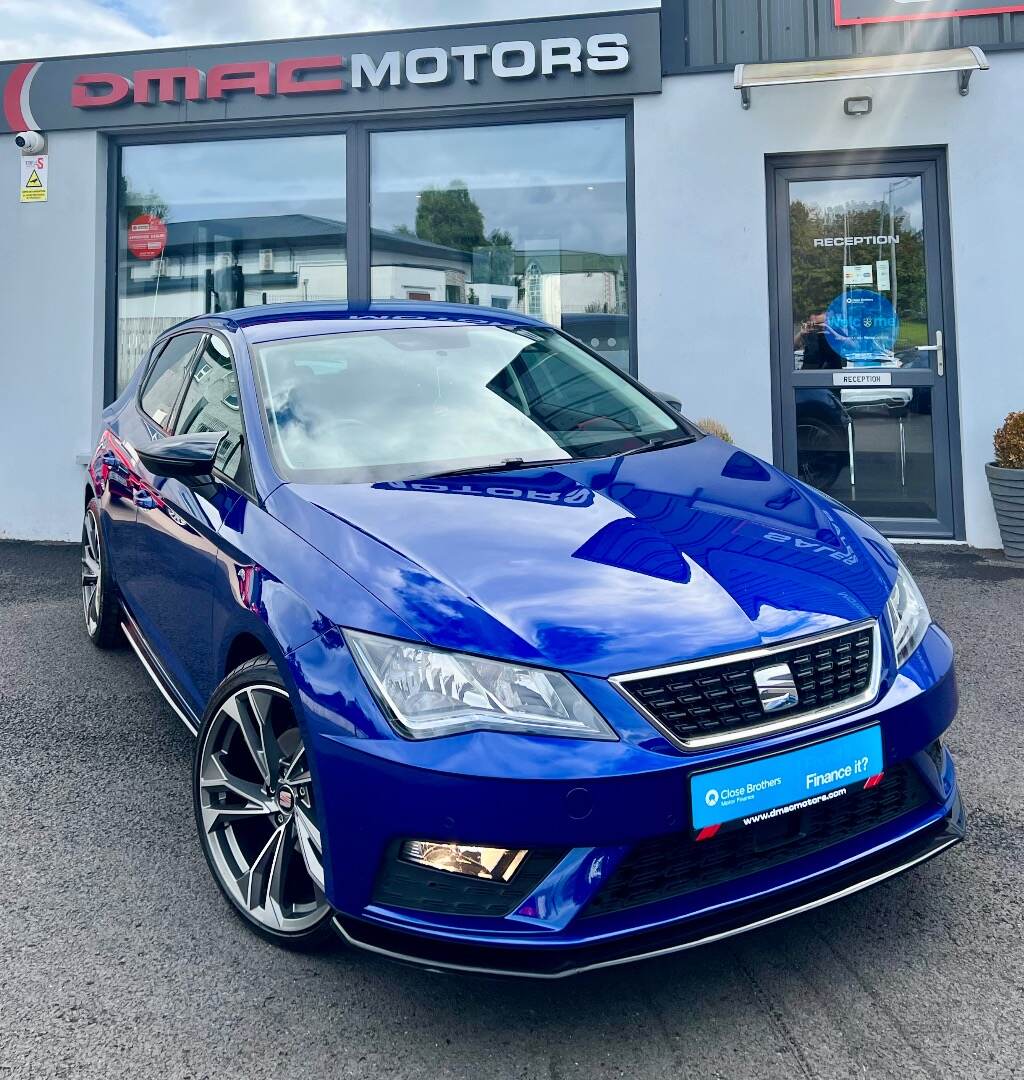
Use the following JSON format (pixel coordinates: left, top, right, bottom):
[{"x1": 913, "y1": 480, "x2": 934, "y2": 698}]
[
  {"x1": 119, "y1": 209, "x2": 633, "y2": 383},
  {"x1": 118, "y1": 214, "x2": 475, "y2": 379},
  {"x1": 514, "y1": 250, "x2": 628, "y2": 327},
  {"x1": 525, "y1": 260, "x2": 543, "y2": 318}
]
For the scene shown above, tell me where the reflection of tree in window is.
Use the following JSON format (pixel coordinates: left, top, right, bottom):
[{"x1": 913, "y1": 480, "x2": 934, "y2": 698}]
[
  {"x1": 369, "y1": 120, "x2": 630, "y2": 363},
  {"x1": 414, "y1": 181, "x2": 485, "y2": 251},
  {"x1": 118, "y1": 174, "x2": 168, "y2": 221},
  {"x1": 789, "y1": 197, "x2": 926, "y2": 342}
]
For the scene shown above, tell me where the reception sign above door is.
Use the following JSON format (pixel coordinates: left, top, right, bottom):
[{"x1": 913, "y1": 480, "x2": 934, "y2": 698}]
[{"x1": 836, "y1": 0, "x2": 1024, "y2": 23}]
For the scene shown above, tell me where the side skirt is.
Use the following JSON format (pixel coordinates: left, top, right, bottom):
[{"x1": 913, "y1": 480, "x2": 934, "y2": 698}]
[{"x1": 120, "y1": 604, "x2": 201, "y2": 737}]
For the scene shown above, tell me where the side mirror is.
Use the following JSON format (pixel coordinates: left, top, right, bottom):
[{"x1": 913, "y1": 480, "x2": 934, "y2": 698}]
[
  {"x1": 137, "y1": 431, "x2": 226, "y2": 480},
  {"x1": 654, "y1": 391, "x2": 683, "y2": 413}
]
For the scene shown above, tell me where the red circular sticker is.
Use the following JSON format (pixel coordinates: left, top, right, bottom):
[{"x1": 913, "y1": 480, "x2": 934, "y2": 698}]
[{"x1": 127, "y1": 213, "x2": 167, "y2": 260}]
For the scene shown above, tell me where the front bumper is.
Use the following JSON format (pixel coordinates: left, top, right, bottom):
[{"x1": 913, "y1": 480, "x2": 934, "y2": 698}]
[
  {"x1": 291, "y1": 624, "x2": 964, "y2": 976},
  {"x1": 332, "y1": 804, "x2": 964, "y2": 978}
]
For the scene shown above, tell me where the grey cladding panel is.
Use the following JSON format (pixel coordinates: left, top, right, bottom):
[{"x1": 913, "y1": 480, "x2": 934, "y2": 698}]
[
  {"x1": 686, "y1": 1, "x2": 719, "y2": 66},
  {"x1": 663, "y1": 0, "x2": 1024, "y2": 72},
  {"x1": 766, "y1": 0, "x2": 809, "y2": 61},
  {"x1": 814, "y1": 0, "x2": 857, "y2": 58},
  {"x1": 965, "y1": 15, "x2": 1008, "y2": 44},
  {"x1": 722, "y1": 0, "x2": 762, "y2": 64}
]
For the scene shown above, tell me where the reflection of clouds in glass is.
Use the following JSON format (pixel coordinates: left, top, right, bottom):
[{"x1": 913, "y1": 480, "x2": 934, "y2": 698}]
[
  {"x1": 373, "y1": 185, "x2": 626, "y2": 256},
  {"x1": 271, "y1": 387, "x2": 564, "y2": 471},
  {"x1": 790, "y1": 177, "x2": 923, "y2": 233},
  {"x1": 373, "y1": 120, "x2": 627, "y2": 191},
  {"x1": 371, "y1": 119, "x2": 627, "y2": 256},
  {"x1": 258, "y1": 326, "x2": 572, "y2": 471},
  {"x1": 122, "y1": 135, "x2": 347, "y2": 223}
]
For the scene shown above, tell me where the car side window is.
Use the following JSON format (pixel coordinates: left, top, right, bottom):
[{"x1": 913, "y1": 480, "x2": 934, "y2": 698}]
[
  {"x1": 139, "y1": 333, "x2": 204, "y2": 430},
  {"x1": 176, "y1": 334, "x2": 249, "y2": 485}
]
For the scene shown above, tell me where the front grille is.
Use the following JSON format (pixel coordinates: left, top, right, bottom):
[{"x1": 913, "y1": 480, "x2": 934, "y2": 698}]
[
  {"x1": 582, "y1": 760, "x2": 931, "y2": 918},
  {"x1": 372, "y1": 844, "x2": 566, "y2": 918},
  {"x1": 616, "y1": 622, "x2": 877, "y2": 747}
]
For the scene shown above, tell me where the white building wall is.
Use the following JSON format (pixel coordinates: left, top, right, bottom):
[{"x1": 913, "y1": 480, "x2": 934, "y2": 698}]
[
  {"x1": 3, "y1": 59, "x2": 1022, "y2": 548},
  {"x1": 634, "y1": 52, "x2": 1024, "y2": 550},
  {"x1": 0, "y1": 130, "x2": 107, "y2": 541}
]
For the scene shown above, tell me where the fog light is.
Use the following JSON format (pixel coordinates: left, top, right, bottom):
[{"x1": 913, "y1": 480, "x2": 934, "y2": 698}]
[{"x1": 400, "y1": 841, "x2": 528, "y2": 882}]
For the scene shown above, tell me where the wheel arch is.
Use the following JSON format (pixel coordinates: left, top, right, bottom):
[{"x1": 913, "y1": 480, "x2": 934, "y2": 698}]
[{"x1": 223, "y1": 631, "x2": 271, "y2": 678}]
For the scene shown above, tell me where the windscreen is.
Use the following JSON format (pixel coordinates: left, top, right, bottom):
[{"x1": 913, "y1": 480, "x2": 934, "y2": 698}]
[{"x1": 252, "y1": 323, "x2": 691, "y2": 484}]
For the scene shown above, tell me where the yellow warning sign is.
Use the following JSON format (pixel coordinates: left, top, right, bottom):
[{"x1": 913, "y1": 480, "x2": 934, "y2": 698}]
[{"x1": 20, "y1": 155, "x2": 48, "y2": 203}]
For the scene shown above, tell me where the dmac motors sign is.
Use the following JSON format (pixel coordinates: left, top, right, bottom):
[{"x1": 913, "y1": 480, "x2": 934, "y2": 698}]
[
  {"x1": 0, "y1": 11, "x2": 661, "y2": 133},
  {"x1": 836, "y1": 0, "x2": 1024, "y2": 23},
  {"x1": 73, "y1": 38, "x2": 631, "y2": 108}
]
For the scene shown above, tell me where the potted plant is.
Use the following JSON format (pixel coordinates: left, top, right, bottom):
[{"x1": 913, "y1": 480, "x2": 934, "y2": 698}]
[
  {"x1": 986, "y1": 412, "x2": 1024, "y2": 559},
  {"x1": 696, "y1": 418, "x2": 734, "y2": 444}
]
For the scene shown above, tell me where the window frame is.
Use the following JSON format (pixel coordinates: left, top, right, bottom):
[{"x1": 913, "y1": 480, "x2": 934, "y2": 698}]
[{"x1": 105, "y1": 102, "x2": 637, "y2": 406}]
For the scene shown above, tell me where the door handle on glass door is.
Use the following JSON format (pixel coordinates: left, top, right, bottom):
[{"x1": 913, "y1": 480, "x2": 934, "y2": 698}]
[{"x1": 916, "y1": 330, "x2": 944, "y2": 376}]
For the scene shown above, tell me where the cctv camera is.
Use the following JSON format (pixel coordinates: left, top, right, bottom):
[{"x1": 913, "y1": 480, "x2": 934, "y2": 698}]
[{"x1": 14, "y1": 131, "x2": 45, "y2": 154}]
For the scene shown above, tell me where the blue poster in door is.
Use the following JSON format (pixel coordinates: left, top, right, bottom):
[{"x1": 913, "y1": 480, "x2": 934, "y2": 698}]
[{"x1": 825, "y1": 289, "x2": 899, "y2": 365}]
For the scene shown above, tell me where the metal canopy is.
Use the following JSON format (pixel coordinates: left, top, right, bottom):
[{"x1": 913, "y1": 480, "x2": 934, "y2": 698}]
[{"x1": 734, "y1": 46, "x2": 988, "y2": 109}]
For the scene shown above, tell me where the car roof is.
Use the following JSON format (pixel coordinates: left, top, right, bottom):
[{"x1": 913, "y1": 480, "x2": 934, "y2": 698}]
[{"x1": 162, "y1": 301, "x2": 550, "y2": 342}]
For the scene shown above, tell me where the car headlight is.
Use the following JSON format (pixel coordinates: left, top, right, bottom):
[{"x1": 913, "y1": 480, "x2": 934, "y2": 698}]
[
  {"x1": 886, "y1": 559, "x2": 931, "y2": 667},
  {"x1": 346, "y1": 630, "x2": 616, "y2": 741}
]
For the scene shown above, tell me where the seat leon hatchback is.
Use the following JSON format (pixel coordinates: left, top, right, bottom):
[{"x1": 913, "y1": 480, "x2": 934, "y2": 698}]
[{"x1": 83, "y1": 302, "x2": 964, "y2": 977}]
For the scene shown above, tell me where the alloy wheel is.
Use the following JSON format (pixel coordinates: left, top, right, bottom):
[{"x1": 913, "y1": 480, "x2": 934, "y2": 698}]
[
  {"x1": 197, "y1": 684, "x2": 329, "y2": 934},
  {"x1": 81, "y1": 510, "x2": 102, "y2": 635}
]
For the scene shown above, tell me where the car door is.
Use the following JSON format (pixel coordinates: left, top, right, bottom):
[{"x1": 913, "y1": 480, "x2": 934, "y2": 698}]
[
  {"x1": 131, "y1": 332, "x2": 245, "y2": 714},
  {"x1": 115, "y1": 330, "x2": 206, "y2": 618}
]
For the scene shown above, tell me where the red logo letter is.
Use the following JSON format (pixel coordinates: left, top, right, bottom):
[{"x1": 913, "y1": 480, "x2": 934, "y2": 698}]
[
  {"x1": 72, "y1": 72, "x2": 132, "y2": 108},
  {"x1": 133, "y1": 67, "x2": 204, "y2": 104},
  {"x1": 207, "y1": 62, "x2": 273, "y2": 98},
  {"x1": 277, "y1": 56, "x2": 345, "y2": 95}
]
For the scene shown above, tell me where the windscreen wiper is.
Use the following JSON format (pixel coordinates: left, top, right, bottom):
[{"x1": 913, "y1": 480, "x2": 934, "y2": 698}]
[
  {"x1": 617, "y1": 433, "x2": 700, "y2": 458},
  {"x1": 419, "y1": 456, "x2": 575, "y2": 480}
]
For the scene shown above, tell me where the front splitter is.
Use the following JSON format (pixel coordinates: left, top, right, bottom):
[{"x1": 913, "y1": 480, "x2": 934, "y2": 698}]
[{"x1": 332, "y1": 813, "x2": 964, "y2": 979}]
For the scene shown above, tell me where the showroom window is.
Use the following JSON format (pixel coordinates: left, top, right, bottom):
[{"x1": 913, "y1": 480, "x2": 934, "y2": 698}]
[
  {"x1": 370, "y1": 118, "x2": 631, "y2": 369},
  {"x1": 116, "y1": 134, "x2": 347, "y2": 393}
]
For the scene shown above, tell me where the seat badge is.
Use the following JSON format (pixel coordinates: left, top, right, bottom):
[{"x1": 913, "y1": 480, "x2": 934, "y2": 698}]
[{"x1": 753, "y1": 662, "x2": 799, "y2": 714}]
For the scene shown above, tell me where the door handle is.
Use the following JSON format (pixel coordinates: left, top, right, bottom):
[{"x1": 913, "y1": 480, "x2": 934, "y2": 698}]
[{"x1": 916, "y1": 330, "x2": 944, "y2": 376}]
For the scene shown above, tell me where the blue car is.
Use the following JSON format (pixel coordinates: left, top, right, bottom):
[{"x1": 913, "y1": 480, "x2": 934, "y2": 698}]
[{"x1": 83, "y1": 302, "x2": 963, "y2": 977}]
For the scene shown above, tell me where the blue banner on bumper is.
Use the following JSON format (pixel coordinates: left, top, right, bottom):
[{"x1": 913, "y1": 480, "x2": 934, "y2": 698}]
[{"x1": 690, "y1": 726, "x2": 884, "y2": 831}]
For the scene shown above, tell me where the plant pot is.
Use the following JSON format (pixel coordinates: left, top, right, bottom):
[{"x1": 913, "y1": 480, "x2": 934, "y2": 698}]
[{"x1": 986, "y1": 463, "x2": 1024, "y2": 559}]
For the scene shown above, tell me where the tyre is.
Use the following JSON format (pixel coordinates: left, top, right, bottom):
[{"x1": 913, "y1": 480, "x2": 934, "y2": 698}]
[
  {"x1": 193, "y1": 656, "x2": 334, "y2": 949},
  {"x1": 81, "y1": 499, "x2": 123, "y2": 649},
  {"x1": 797, "y1": 420, "x2": 844, "y2": 492}
]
